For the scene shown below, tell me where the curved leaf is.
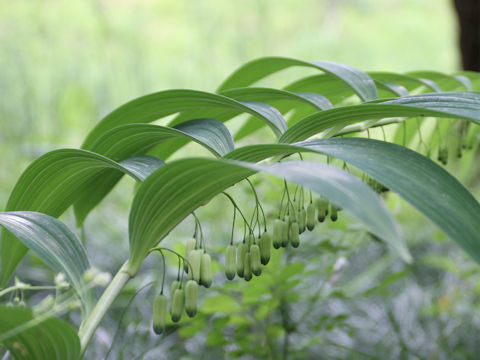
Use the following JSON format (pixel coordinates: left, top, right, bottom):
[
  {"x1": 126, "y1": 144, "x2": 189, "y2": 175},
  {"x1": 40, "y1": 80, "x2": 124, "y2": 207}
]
[
  {"x1": 0, "y1": 211, "x2": 92, "y2": 313},
  {"x1": 217, "y1": 56, "x2": 378, "y2": 101},
  {"x1": 74, "y1": 118, "x2": 233, "y2": 226},
  {"x1": 126, "y1": 158, "x2": 406, "y2": 274},
  {"x1": 219, "y1": 87, "x2": 332, "y2": 140},
  {"x1": 219, "y1": 87, "x2": 332, "y2": 111},
  {"x1": 0, "y1": 149, "x2": 163, "y2": 287},
  {"x1": 280, "y1": 92, "x2": 480, "y2": 143},
  {"x1": 89, "y1": 118, "x2": 235, "y2": 159},
  {"x1": 375, "y1": 81, "x2": 409, "y2": 97},
  {"x1": 407, "y1": 71, "x2": 472, "y2": 91},
  {"x1": 455, "y1": 71, "x2": 480, "y2": 90},
  {"x1": 120, "y1": 156, "x2": 165, "y2": 182},
  {"x1": 284, "y1": 73, "x2": 361, "y2": 103},
  {"x1": 82, "y1": 89, "x2": 287, "y2": 149},
  {"x1": 224, "y1": 138, "x2": 480, "y2": 264},
  {"x1": 284, "y1": 73, "x2": 410, "y2": 101},
  {"x1": 281, "y1": 72, "x2": 442, "y2": 107},
  {"x1": 368, "y1": 72, "x2": 441, "y2": 92},
  {"x1": 0, "y1": 305, "x2": 80, "y2": 360}
]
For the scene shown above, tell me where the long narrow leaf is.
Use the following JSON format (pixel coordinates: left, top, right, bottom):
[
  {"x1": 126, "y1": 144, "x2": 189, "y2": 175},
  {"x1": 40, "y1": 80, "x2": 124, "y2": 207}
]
[
  {"x1": 280, "y1": 92, "x2": 480, "y2": 143},
  {"x1": 219, "y1": 87, "x2": 332, "y2": 111},
  {"x1": 219, "y1": 87, "x2": 332, "y2": 140},
  {"x1": 217, "y1": 56, "x2": 378, "y2": 101},
  {"x1": 407, "y1": 71, "x2": 472, "y2": 91},
  {"x1": 89, "y1": 118, "x2": 235, "y2": 159},
  {"x1": 82, "y1": 89, "x2": 287, "y2": 149},
  {"x1": 369, "y1": 72, "x2": 441, "y2": 92}
]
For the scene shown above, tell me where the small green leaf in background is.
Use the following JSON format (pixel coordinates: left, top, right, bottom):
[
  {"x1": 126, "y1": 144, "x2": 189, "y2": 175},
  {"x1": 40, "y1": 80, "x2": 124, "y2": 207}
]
[
  {"x1": 0, "y1": 305, "x2": 81, "y2": 360},
  {"x1": 202, "y1": 294, "x2": 241, "y2": 314}
]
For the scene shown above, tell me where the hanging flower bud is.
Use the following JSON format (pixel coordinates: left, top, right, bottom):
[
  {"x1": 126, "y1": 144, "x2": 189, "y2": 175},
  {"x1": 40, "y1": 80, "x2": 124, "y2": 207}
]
[
  {"x1": 273, "y1": 219, "x2": 283, "y2": 249},
  {"x1": 170, "y1": 288, "x2": 185, "y2": 323},
  {"x1": 225, "y1": 245, "x2": 236, "y2": 280},
  {"x1": 250, "y1": 244, "x2": 262, "y2": 276},
  {"x1": 306, "y1": 202, "x2": 316, "y2": 231},
  {"x1": 184, "y1": 238, "x2": 196, "y2": 272},
  {"x1": 185, "y1": 280, "x2": 198, "y2": 318},
  {"x1": 152, "y1": 294, "x2": 167, "y2": 334},
  {"x1": 290, "y1": 222, "x2": 300, "y2": 248},
  {"x1": 237, "y1": 243, "x2": 248, "y2": 278},
  {"x1": 315, "y1": 198, "x2": 329, "y2": 222},
  {"x1": 200, "y1": 252, "x2": 212, "y2": 288},
  {"x1": 244, "y1": 252, "x2": 252, "y2": 281},
  {"x1": 259, "y1": 231, "x2": 271, "y2": 265}
]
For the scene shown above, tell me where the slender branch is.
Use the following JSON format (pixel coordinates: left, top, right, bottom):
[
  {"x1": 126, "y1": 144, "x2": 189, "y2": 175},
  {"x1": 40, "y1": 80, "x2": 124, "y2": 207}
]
[
  {"x1": 0, "y1": 285, "x2": 58, "y2": 298},
  {"x1": 104, "y1": 281, "x2": 154, "y2": 360},
  {"x1": 149, "y1": 246, "x2": 195, "y2": 276},
  {"x1": 245, "y1": 178, "x2": 267, "y2": 232},
  {"x1": 78, "y1": 261, "x2": 133, "y2": 355},
  {"x1": 222, "y1": 191, "x2": 254, "y2": 233}
]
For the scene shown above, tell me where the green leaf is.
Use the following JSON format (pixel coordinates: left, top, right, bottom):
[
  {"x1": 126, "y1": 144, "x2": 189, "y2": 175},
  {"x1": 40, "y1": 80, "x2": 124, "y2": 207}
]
[
  {"x1": 88, "y1": 118, "x2": 235, "y2": 158},
  {"x1": 276, "y1": 262, "x2": 306, "y2": 280},
  {"x1": 119, "y1": 156, "x2": 165, "y2": 182},
  {"x1": 75, "y1": 118, "x2": 234, "y2": 225},
  {"x1": 368, "y1": 72, "x2": 441, "y2": 92},
  {"x1": 280, "y1": 92, "x2": 480, "y2": 143},
  {"x1": 127, "y1": 158, "x2": 405, "y2": 273},
  {"x1": 218, "y1": 87, "x2": 332, "y2": 141},
  {"x1": 374, "y1": 81, "x2": 409, "y2": 97},
  {"x1": 0, "y1": 211, "x2": 93, "y2": 313},
  {"x1": 202, "y1": 294, "x2": 241, "y2": 314},
  {"x1": 407, "y1": 71, "x2": 472, "y2": 91},
  {"x1": 219, "y1": 87, "x2": 332, "y2": 111},
  {"x1": 0, "y1": 305, "x2": 80, "y2": 360},
  {"x1": 455, "y1": 71, "x2": 480, "y2": 90},
  {"x1": 73, "y1": 118, "x2": 235, "y2": 225},
  {"x1": 82, "y1": 89, "x2": 288, "y2": 149},
  {"x1": 72, "y1": 155, "x2": 164, "y2": 227},
  {"x1": 225, "y1": 138, "x2": 480, "y2": 265},
  {"x1": 281, "y1": 71, "x2": 443, "y2": 107},
  {"x1": 0, "y1": 149, "x2": 162, "y2": 287},
  {"x1": 362, "y1": 270, "x2": 408, "y2": 297},
  {"x1": 284, "y1": 73, "x2": 360, "y2": 104},
  {"x1": 217, "y1": 56, "x2": 378, "y2": 102}
]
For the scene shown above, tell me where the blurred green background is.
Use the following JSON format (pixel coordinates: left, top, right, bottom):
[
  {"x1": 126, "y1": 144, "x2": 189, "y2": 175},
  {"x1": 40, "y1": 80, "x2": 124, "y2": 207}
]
[
  {"x1": 0, "y1": 0, "x2": 459, "y2": 203},
  {"x1": 3, "y1": 0, "x2": 480, "y2": 359}
]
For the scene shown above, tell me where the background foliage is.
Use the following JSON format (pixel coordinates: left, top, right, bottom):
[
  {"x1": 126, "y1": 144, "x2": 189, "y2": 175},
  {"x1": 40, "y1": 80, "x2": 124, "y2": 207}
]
[{"x1": 2, "y1": 1, "x2": 480, "y2": 359}]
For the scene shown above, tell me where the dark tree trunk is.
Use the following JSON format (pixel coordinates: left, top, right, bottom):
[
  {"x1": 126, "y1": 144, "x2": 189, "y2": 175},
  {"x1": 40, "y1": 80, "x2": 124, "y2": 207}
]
[{"x1": 453, "y1": 0, "x2": 480, "y2": 71}]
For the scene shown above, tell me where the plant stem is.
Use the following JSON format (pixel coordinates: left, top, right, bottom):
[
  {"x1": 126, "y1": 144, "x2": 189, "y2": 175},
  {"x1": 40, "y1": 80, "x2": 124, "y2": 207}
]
[{"x1": 78, "y1": 261, "x2": 133, "y2": 356}]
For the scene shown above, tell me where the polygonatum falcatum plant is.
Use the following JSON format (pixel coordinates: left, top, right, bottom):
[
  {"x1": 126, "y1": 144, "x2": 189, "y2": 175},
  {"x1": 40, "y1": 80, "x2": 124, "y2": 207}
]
[{"x1": 1, "y1": 57, "x2": 480, "y2": 359}]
